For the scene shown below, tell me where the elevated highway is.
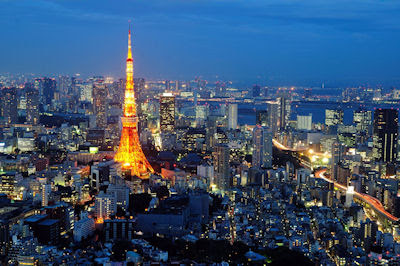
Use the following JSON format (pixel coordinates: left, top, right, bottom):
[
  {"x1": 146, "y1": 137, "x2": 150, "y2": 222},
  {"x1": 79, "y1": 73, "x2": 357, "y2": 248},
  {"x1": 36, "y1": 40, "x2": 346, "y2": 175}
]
[
  {"x1": 314, "y1": 169, "x2": 399, "y2": 223},
  {"x1": 272, "y1": 138, "x2": 399, "y2": 224}
]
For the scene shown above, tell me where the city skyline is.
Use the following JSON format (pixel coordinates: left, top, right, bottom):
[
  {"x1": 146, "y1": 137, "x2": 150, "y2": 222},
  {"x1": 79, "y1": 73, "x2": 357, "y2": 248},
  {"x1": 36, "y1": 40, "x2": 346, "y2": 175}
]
[
  {"x1": 2, "y1": 1, "x2": 400, "y2": 265},
  {"x1": 1, "y1": 0, "x2": 400, "y2": 86}
]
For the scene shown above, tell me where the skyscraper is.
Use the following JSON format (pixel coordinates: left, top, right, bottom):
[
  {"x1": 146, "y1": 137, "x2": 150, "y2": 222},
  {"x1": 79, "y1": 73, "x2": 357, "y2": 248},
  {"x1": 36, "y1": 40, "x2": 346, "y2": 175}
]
[
  {"x1": 42, "y1": 184, "x2": 51, "y2": 207},
  {"x1": 252, "y1": 126, "x2": 273, "y2": 168},
  {"x1": 0, "y1": 172, "x2": 17, "y2": 197},
  {"x1": 42, "y1": 77, "x2": 57, "y2": 106},
  {"x1": 256, "y1": 110, "x2": 268, "y2": 127},
  {"x1": 95, "y1": 191, "x2": 116, "y2": 220},
  {"x1": 159, "y1": 92, "x2": 175, "y2": 132},
  {"x1": 267, "y1": 102, "x2": 279, "y2": 134},
  {"x1": 57, "y1": 75, "x2": 72, "y2": 97},
  {"x1": 25, "y1": 85, "x2": 40, "y2": 125},
  {"x1": 278, "y1": 96, "x2": 291, "y2": 131},
  {"x1": 331, "y1": 140, "x2": 343, "y2": 182},
  {"x1": 93, "y1": 83, "x2": 107, "y2": 128},
  {"x1": 325, "y1": 109, "x2": 343, "y2": 126},
  {"x1": 114, "y1": 28, "x2": 154, "y2": 178},
  {"x1": 227, "y1": 103, "x2": 238, "y2": 130},
  {"x1": 213, "y1": 144, "x2": 230, "y2": 190},
  {"x1": 1, "y1": 88, "x2": 18, "y2": 125},
  {"x1": 373, "y1": 109, "x2": 398, "y2": 162},
  {"x1": 353, "y1": 108, "x2": 372, "y2": 135},
  {"x1": 297, "y1": 114, "x2": 312, "y2": 131}
]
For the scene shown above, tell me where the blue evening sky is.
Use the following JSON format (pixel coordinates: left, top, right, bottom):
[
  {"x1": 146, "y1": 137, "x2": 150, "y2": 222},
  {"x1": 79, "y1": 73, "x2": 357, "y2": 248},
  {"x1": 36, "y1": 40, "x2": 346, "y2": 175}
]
[{"x1": 1, "y1": 0, "x2": 400, "y2": 86}]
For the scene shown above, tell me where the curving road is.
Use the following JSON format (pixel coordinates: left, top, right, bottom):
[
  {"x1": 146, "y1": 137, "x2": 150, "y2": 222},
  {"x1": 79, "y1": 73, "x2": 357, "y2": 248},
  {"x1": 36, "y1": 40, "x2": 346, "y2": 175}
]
[
  {"x1": 272, "y1": 139, "x2": 330, "y2": 157},
  {"x1": 314, "y1": 169, "x2": 399, "y2": 222},
  {"x1": 273, "y1": 138, "x2": 398, "y2": 222}
]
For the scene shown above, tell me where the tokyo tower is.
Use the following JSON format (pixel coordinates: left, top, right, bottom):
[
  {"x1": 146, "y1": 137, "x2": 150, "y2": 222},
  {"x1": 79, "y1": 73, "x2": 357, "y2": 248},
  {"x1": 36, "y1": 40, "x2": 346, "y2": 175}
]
[{"x1": 114, "y1": 28, "x2": 154, "y2": 178}]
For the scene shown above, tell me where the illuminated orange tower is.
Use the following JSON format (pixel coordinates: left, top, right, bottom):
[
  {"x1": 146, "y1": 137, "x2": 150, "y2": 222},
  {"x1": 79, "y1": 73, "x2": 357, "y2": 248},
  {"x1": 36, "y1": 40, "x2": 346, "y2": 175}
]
[{"x1": 114, "y1": 28, "x2": 154, "y2": 178}]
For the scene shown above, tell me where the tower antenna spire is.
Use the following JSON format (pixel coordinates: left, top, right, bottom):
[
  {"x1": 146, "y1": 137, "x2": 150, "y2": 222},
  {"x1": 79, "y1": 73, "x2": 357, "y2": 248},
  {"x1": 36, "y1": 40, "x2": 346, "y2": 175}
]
[{"x1": 115, "y1": 24, "x2": 154, "y2": 178}]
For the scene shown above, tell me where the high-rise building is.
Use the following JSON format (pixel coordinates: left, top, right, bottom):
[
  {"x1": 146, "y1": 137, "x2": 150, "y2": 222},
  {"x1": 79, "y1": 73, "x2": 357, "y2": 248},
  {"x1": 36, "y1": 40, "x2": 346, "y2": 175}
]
[
  {"x1": 252, "y1": 126, "x2": 273, "y2": 168},
  {"x1": 0, "y1": 172, "x2": 17, "y2": 197},
  {"x1": 213, "y1": 144, "x2": 230, "y2": 190},
  {"x1": 95, "y1": 191, "x2": 116, "y2": 220},
  {"x1": 373, "y1": 109, "x2": 398, "y2": 162},
  {"x1": 353, "y1": 108, "x2": 372, "y2": 136},
  {"x1": 331, "y1": 140, "x2": 343, "y2": 182},
  {"x1": 41, "y1": 184, "x2": 51, "y2": 207},
  {"x1": 256, "y1": 110, "x2": 268, "y2": 127},
  {"x1": 93, "y1": 83, "x2": 107, "y2": 128},
  {"x1": 227, "y1": 103, "x2": 238, "y2": 130},
  {"x1": 252, "y1": 85, "x2": 261, "y2": 97},
  {"x1": 106, "y1": 183, "x2": 130, "y2": 211},
  {"x1": 25, "y1": 85, "x2": 40, "y2": 125},
  {"x1": 114, "y1": 28, "x2": 154, "y2": 178},
  {"x1": 1, "y1": 88, "x2": 18, "y2": 125},
  {"x1": 297, "y1": 114, "x2": 312, "y2": 131},
  {"x1": 267, "y1": 102, "x2": 279, "y2": 134},
  {"x1": 79, "y1": 83, "x2": 93, "y2": 103},
  {"x1": 57, "y1": 75, "x2": 72, "y2": 96},
  {"x1": 159, "y1": 92, "x2": 175, "y2": 132},
  {"x1": 195, "y1": 105, "x2": 209, "y2": 125},
  {"x1": 42, "y1": 78, "x2": 57, "y2": 106},
  {"x1": 325, "y1": 109, "x2": 343, "y2": 126},
  {"x1": 278, "y1": 96, "x2": 291, "y2": 131}
]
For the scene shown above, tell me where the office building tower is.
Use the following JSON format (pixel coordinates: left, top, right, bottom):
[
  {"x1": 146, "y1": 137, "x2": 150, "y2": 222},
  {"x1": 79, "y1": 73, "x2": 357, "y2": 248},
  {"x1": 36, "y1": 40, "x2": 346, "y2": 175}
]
[
  {"x1": 256, "y1": 110, "x2": 268, "y2": 127},
  {"x1": 106, "y1": 183, "x2": 130, "y2": 211},
  {"x1": 90, "y1": 162, "x2": 110, "y2": 191},
  {"x1": 252, "y1": 126, "x2": 273, "y2": 168},
  {"x1": 267, "y1": 102, "x2": 279, "y2": 134},
  {"x1": 227, "y1": 103, "x2": 238, "y2": 130},
  {"x1": 0, "y1": 172, "x2": 17, "y2": 197},
  {"x1": 42, "y1": 77, "x2": 57, "y2": 106},
  {"x1": 114, "y1": 29, "x2": 154, "y2": 177},
  {"x1": 79, "y1": 83, "x2": 93, "y2": 103},
  {"x1": 159, "y1": 92, "x2": 175, "y2": 132},
  {"x1": 25, "y1": 86, "x2": 40, "y2": 125},
  {"x1": 325, "y1": 109, "x2": 343, "y2": 126},
  {"x1": 57, "y1": 75, "x2": 72, "y2": 96},
  {"x1": 195, "y1": 105, "x2": 209, "y2": 125},
  {"x1": 278, "y1": 96, "x2": 291, "y2": 131},
  {"x1": 373, "y1": 109, "x2": 398, "y2": 162},
  {"x1": 252, "y1": 85, "x2": 261, "y2": 97},
  {"x1": 331, "y1": 140, "x2": 343, "y2": 181},
  {"x1": 213, "y1": 144, "x2": 230, "y2": 190},
  {"x1": 42, "y1": 184, "x2": 51, "y2": 207},
  {"x1": 354, "y1": 108, "x2": 372, "y2": 135},
  {"x1": 297, "y1": 114, "x2": 312, "y2": 131},
  {"x1": 93, "y1": 83, "x2": 107, "y2": 128},
  {"x1": 95, "y1": 191, "x2": 116, "y2": 220},
  {"x1": 1, "y1": 88, "x2": 18, "y2": 125}
]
